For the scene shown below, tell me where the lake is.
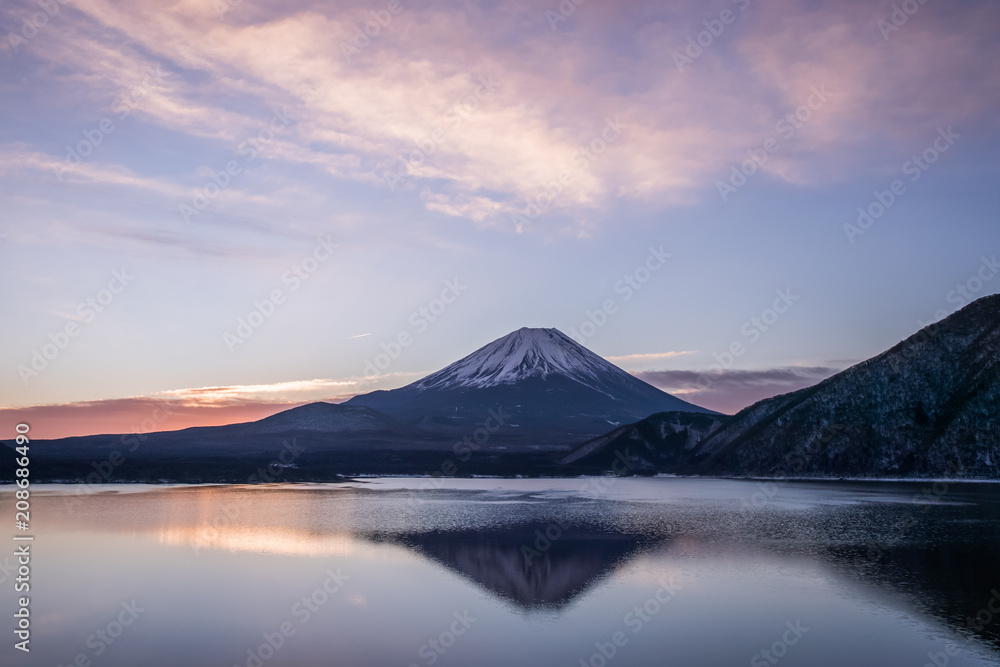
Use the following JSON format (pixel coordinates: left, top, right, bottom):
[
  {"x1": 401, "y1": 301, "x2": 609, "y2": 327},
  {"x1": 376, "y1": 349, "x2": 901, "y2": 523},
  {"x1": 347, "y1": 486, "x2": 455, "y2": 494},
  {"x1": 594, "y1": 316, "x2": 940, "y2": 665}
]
[{"x1": 4, "y1": 478, "x2": 1000, "y2": 666}]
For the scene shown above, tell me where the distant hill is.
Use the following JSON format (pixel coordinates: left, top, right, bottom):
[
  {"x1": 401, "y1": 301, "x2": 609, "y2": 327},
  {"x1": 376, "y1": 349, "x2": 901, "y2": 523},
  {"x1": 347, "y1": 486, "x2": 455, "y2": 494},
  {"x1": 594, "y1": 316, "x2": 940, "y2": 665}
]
[
  {"x1": 214, "y1": 402, "x2": 413, "y2": 437},
  {"x1": 8, "y1": 403, "x2": 434, "y2": 483},
  {"x1": 346, "y1": 327, "x2": 715, "y2": 442},
  {"x1": 564, "y1": 295, "x2": 1000, "y2": 478},
  {"x1": 7, "y1": 298, "x2": 998, "y2": 482},
  {"x1": 692, "y1": 294, "x2": 1000, "y2": 477},
  {"x1": 559, "y1": 411, "x2": 727, "y2": 474}
]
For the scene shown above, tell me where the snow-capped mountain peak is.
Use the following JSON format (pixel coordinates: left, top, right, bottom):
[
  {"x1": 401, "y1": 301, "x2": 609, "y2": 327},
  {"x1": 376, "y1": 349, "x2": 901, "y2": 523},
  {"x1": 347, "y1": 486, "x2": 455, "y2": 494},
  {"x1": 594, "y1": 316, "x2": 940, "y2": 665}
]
[
  {"x1": 413, "y1": 327, "x2": 628, "y2": 391},
  {"x1": 346, "y1": 326, "x2": 715, "y2": 438}
]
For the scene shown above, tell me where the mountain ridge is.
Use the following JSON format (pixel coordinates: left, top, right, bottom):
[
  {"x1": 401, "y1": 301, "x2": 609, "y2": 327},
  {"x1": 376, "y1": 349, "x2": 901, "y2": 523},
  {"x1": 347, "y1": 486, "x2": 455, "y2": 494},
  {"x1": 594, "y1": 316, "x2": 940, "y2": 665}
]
[
  {"x1": 346, "y1": 326, "x2": 715, "y2": 440},
  {"x1": 696, "y1": 294, "x2": 1000, "y2": 476},
  {"x1": 562, "y1": 295, "x2": 1000, "y2": 478},
  {"x1": 413, "y1": 327, "x2": 640, "y2": 392},
  {"x1": 8, "y1": 298, "x2": 999, "y2": 481}
]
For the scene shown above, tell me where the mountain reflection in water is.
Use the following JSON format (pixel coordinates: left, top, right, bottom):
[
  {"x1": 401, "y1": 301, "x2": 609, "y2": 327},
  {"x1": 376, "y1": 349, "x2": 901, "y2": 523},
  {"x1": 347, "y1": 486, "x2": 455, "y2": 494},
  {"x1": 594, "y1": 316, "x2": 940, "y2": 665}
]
[
  {"x1": 12, "y1": 479, "x2": 999, "y2": 666},
  {"x1": 368, "y1": 524, "x2": 653, "y2": 609}
]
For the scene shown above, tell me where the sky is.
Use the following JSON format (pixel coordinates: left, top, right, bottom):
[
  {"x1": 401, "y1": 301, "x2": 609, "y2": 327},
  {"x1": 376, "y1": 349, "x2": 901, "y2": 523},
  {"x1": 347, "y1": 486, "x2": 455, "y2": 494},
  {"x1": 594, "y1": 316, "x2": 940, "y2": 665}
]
[{"x1": 1, "y1": 0, "x2": 998, "y2": 439}]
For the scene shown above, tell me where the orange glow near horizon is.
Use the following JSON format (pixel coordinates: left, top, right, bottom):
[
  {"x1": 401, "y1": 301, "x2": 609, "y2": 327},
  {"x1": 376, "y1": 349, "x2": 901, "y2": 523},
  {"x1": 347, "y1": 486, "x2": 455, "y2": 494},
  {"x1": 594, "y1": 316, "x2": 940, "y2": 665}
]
[{"x1": 0, "y1": 397, "x2": 352, "y2": 440}]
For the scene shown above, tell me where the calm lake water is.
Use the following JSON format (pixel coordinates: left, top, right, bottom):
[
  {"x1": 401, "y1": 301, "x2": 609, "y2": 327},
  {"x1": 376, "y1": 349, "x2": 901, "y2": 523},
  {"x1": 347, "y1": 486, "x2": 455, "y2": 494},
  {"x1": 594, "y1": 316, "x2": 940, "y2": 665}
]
[{"x1": 4, "y1": 478, "x2": 1000, "y2": 666}]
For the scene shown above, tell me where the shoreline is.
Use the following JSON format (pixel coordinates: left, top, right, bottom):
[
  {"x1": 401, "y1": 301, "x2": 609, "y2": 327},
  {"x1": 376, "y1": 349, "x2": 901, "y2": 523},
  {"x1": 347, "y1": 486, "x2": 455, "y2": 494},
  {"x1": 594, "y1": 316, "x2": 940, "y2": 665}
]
[{"x1": 5, "y1": 474, "x2": 1000, "y2": 488}]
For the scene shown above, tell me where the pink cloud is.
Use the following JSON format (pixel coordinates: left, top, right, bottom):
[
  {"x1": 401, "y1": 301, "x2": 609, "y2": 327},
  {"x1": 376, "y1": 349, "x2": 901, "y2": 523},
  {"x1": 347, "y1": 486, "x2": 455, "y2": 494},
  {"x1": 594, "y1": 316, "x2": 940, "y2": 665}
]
[
  {"x1": 16, "y1": 0, "x2": 999, "y2": 230},
  {"x1": 634, "y1": 366, "x2": 839, "y2": 415}
]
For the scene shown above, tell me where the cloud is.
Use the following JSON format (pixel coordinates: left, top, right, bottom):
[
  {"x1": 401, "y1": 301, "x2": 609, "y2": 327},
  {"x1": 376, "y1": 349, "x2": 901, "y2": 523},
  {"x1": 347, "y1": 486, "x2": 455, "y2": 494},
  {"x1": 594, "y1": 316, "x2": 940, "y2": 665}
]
[
  {"x1": 419, "y1": 189, "x2": 511, "y2": 224},
  {"x1": 9, "y1": 0, "x2": 994, "y2": 232},
  {"x1": 634, "y1": 366, "x2": 839, "y2": 415},
  {"x1": 0, "y1": 144, "x2": 184, "y2": 196},
  {"x1": 604, "y1": 351, "x2": 695, "y2": 365},
  {"x1": 0, "y1": 372, "x2": 443, "y2": 439},
  {"x1": 157, "y1": 379, "x2": 357, "y2": 406},
  {"x1": 637, "y1": 366, "x2": 837, "y2": 389},
  {"x1": 0, "y1": 144, "x2": 280, "y2": 218},
  {"x1": 0, "y1": 397, "x2": 297, "y2": 441},
  {"x1": 0, "y1": 378, "x2": 363, "y2": 439}
]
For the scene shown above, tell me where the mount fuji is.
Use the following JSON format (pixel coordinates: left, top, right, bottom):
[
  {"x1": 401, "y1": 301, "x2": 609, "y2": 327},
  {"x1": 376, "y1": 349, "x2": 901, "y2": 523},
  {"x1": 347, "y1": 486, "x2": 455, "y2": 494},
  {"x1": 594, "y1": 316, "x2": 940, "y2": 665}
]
[
  {"x1": 14, "y1": 301, "x2": 1000, "y2": 482},
  {"x1": 346, "y1": 327, "x2": 715, "y2": 441}
]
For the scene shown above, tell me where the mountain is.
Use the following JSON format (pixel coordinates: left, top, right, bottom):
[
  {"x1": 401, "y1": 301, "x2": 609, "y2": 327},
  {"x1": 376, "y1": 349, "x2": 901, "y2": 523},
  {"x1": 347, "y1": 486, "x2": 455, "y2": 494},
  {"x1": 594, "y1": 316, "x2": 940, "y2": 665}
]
[
  {"x1": 34, "y1": 403, "x2": 416, "y2": 460},
  {"x1": 222, "y1": 402, "x2": 410, "y2": 436},
  {"x1": 10, "y1": 328, "x2": 715, "y2": 482},
  {"x1": 693, "y1": 294, "x2": 1000, "y2": 477},
  {"x1": 346, "y1": 327, "x2": 715, "y2": 442},
  {"x1": 14, "y1": 403, "x2": 436, "y2": 483},
  {"x1": 14, "y1": 299, "x2": 998, "y2": 483},
  {"x1": 570, "y1": 295, "x2": 1000, "y2": 478},
  {"x1": 559, "y1": 411, "x2": 728, "y2": 474}
]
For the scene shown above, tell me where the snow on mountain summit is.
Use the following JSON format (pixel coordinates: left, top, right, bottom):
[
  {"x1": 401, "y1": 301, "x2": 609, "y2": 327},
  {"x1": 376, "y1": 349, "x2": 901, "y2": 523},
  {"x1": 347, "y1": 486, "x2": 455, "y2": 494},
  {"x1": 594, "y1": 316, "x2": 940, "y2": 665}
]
[
  {"x1": 346, "y1": 326, "x2": 717, "y2": 437},
  {"x1": 413, "y1": 327, "x2": 631, "y2": 392}
]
